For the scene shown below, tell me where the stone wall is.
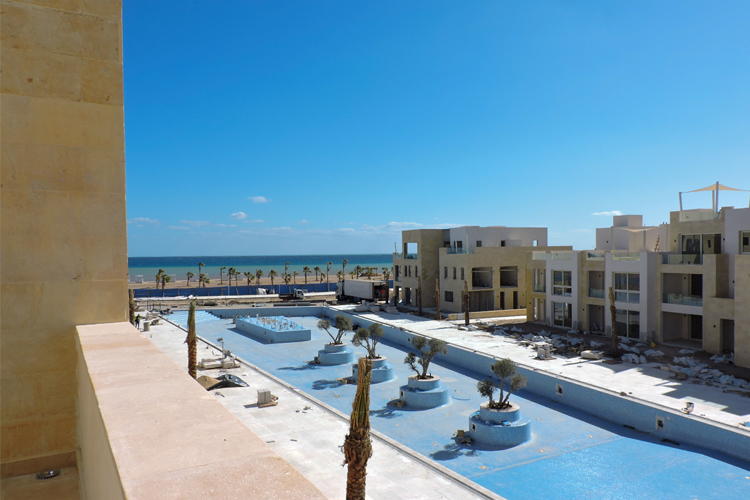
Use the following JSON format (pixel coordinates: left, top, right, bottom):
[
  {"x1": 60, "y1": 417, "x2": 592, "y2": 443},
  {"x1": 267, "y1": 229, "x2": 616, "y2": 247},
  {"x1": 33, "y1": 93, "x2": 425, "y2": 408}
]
[{"x1": 1, "y1": 0, "x2": 128, "y2": 470}]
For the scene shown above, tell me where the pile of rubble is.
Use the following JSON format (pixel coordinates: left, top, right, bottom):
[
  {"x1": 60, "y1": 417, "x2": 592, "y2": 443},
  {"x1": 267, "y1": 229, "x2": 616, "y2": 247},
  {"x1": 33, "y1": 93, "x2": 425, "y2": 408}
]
[{"x1": 668, "y1": 356, "x2": 748, "y2": 388}]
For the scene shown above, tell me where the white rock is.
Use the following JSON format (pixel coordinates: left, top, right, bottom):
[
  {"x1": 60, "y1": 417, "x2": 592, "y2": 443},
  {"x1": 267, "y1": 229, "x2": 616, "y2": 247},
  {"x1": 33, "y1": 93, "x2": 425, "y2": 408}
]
[{"x1": 644, "y1": 350, "x2": 665, "y2": 357}]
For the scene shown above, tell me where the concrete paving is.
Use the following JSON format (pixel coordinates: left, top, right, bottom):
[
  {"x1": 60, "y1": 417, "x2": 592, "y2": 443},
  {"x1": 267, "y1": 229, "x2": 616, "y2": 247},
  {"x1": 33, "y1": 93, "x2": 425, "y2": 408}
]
[
  {"x1": 337, "y1": 306, "x2": 750, "y2": 429},
  {"x1": 145, "y1": 317, "x2": 497, "y2": 500}
]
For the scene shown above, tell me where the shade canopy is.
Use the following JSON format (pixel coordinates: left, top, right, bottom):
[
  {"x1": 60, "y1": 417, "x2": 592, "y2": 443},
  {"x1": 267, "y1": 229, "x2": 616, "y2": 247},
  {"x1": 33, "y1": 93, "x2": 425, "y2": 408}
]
[{"x1": 687, "y1": 183, "x2": 747, "y2": 193}]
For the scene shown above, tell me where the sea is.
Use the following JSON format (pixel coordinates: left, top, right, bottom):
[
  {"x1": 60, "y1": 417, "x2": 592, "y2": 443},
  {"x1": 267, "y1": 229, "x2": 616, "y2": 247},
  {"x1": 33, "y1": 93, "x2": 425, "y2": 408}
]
[{"x1": 128, "y1": 254, "x2": 393, "y2": 282}]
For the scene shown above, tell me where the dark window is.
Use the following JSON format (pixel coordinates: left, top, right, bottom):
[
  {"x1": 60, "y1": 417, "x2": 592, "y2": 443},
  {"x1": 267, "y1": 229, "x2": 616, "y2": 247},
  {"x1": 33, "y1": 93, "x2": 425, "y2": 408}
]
[{"x1": 445, "y1": 291, "x2": 454, "y2": 302}]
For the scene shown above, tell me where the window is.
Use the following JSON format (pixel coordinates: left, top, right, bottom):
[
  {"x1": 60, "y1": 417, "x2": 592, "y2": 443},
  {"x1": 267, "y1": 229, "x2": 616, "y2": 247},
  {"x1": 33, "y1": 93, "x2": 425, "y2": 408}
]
[
  {"x1": 614, "y1": 273, "x2": 639, "y2": 303},
  {"x1": 741, "y1": 231, "x2": 750, "y2": 254},
  {"x1": 453, "y1": 267, "x2": 456, "y2": 280},
  {"x1": 476, "y1": 241, "x2": 482, "y2": 247},
  {"x1": 407, "y1": 266, "x2": 411, "y2": 277},
  {"x1": 445, "y1": 291, "x2": 454, "y2": 302},
  {"x1": 615, "y1": 309, "x2": 640, "y2": 339},
  {"x1": 461, "y1": 268, "x2": 465, "y2": 280},
  {"x1": 553, "y1": 302, "x2": 572, "y2": 328},
  {"x1": 444, "y1": 267, "x2": 448, "y2": 279},
  {"x1": 500, "y1": 240, "x2": 506, "y2": 247},
  {"x1": 552, "y1": 271, "x2": 572, "y2": 296},
  {"x1": 415, "y1": 266, "x2": 418, "y2": 277}
]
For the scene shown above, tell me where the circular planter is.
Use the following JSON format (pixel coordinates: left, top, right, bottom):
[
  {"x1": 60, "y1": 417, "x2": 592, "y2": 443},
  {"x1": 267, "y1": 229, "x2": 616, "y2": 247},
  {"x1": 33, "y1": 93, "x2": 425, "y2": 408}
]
[
  {"x1": 468, "y1": 402, "x2": 531, "y2": 448},
  {"x1": 399, "y1": 375, "x2": 450, "y2": 409},
  {"x1": 352, "y1": 356, "x2": 395, "y2": 383},
  {"x1": 317, "y1": 343, "x2": 354, "y2": 365}
]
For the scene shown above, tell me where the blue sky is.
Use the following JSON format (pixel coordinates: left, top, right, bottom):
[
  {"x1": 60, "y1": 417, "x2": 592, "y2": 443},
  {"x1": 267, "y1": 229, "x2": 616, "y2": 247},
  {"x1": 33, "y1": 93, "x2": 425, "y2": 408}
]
[{"x1": 124, "y1": 1, "x2": 750, "y2": 257}]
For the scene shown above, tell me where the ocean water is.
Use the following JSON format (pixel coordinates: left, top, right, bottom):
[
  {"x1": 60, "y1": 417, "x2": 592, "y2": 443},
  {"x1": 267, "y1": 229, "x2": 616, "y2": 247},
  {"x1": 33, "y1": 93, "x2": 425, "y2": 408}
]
[{"x1": 128, "y1": 254, "x2": 392, "y2": 282}]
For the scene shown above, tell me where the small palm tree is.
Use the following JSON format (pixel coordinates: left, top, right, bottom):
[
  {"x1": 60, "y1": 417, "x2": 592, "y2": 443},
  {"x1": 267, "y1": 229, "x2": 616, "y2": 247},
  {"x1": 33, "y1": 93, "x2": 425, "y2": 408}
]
[
  {"x1": 382, "y1": 268, "x2": 391, "y2": 303},
  {"x1": 342, "y1": 259, "x2": 349, "y2": 278},
  {"x1": 227, "y1": 267, "x2": 236, "y2": 286},
  {"x1": 155, "y1": 268, "x2": 165, "y2": 289},
  {"x1": 337, "y1": 270, "x2": 344, "y2": 281},
  {"x1": 284, "y1": 262, "x2": 290, "y2": 283},
  {"x1": 314, "y1": 266, "x2": 321, "y2": 282},
  {"x1": 303, "y1": 266, "x2": 312, "y2": 284},
  {"x1": 256, "y1": 269, "x2": 264, "y2": 284},
  {"x1": 293, "y1": 270, "x2": 299, "y2": 283},
  {"x1": 354, "y1": 265, "x2": 363, "y2": 278},
  {"x1": 198, "y1": 262, "x2": 205, "y2": 281},
  {"x1": 284, "y1": 274, "x2": 291, "y2": 288},
  {"x1": 185, "y1": 301, "x2": 197, "y2": 379},
  {"x1": 268, "y1": 269, "x2": 277, "y2": 287},
  {"x1": 162, "y1": 274, "x2": 171, "y2": 290},
  {"x1": 244, "y1": 271, "x2": 254, "y2": 286},
  {"x1": 186, "y1": 271, "x2": 194, "y2": 287},
  {"x1": 220, "y1": 266, "x2": 227, "y2": 284},
  {"x1": 350, "y1": 270, "x2": 356, "y2": 280},
  {"x1": 326, "y1": 262, "x2": 333, "y2": 290},
  {"x1": 199, "y1": 273, "x2": 210, "y2": 288}
]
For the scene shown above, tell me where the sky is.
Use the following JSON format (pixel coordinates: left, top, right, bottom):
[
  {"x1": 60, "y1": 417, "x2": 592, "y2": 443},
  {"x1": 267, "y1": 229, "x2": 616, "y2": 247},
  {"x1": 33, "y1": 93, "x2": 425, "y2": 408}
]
[{"x1": 123, "y1": 1, "x2": 750, "y2": 257}]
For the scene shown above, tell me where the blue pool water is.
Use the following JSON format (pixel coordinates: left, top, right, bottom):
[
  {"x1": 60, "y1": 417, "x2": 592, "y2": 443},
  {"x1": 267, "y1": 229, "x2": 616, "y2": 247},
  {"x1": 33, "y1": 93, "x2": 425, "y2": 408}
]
[{"x1": 168, "y1": 312, "x2": 750, "y2": 500}]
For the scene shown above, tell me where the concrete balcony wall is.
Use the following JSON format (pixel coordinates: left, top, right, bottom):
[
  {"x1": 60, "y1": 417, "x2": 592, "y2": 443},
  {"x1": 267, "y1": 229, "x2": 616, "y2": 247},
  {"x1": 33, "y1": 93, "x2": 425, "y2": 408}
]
[{"x1": 76, "y1": 322, "x2": 325, "y2": 500}]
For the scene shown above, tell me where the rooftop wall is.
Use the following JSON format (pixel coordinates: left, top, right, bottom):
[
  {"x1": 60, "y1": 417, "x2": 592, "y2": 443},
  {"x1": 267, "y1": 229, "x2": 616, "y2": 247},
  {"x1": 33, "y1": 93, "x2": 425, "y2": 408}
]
[{"x1": 1, "y1": 0, "x2": 128, "y2": 470}]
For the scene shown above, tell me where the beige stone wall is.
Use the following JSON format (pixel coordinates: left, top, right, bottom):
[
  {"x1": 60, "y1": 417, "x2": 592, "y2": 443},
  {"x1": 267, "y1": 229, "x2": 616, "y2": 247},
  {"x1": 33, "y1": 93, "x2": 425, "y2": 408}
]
[
  {"x1": 734, "y1": 256, "x2": 750, "y2": 368},
  {"x1": 1, "y1": 0, "x2": 127, "y2": 467}
]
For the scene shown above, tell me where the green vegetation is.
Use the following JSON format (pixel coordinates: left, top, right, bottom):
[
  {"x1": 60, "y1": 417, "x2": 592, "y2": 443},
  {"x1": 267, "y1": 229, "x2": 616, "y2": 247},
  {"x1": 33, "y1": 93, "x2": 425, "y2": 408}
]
[
  {"x1": 352, "y1": 323, "x2": 385, "y2": 359},
  {"x1": 404, "y1": 335, "x2": 447, "y2": 379}
]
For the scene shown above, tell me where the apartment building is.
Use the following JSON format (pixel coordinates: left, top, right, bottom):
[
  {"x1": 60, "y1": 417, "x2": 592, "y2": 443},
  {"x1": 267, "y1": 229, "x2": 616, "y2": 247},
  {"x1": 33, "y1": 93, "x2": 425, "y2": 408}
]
[
  {"x1": 527, "y1": 195, "x2": 750, "y2": 369},
  {"x1": 393, "y1": 226, "x2": 570, "y2": 314}
]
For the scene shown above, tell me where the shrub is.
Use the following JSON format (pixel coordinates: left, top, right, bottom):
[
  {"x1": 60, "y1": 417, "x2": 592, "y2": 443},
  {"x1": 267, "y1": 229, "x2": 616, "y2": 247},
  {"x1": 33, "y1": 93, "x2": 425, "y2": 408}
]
[{"x1": 404, "y1": 335, "x2": 447, "y2": 379}]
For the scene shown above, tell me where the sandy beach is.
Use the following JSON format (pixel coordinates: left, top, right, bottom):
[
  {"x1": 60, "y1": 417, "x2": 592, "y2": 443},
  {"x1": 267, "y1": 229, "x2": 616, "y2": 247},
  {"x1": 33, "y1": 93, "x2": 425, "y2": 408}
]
[{"x1": 128, "y1": 273, "x2": 389, "y2": 290}]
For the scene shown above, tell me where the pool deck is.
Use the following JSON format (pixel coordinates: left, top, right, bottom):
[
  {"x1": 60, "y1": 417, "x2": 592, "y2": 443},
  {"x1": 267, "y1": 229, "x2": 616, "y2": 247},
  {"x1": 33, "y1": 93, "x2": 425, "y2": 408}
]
[
  {"x1": 145, "y1": 317, "x2": 497, "y2": 500},
  {"x1": 332, "y1": 306, "x2": 750, "y2": 430}
]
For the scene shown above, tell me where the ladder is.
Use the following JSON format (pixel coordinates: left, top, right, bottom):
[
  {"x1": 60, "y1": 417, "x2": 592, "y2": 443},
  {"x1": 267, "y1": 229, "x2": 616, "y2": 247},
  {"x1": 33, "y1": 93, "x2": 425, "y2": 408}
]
[{"x1": 654, "y1": 235, "x2": 660, "y2": 252}]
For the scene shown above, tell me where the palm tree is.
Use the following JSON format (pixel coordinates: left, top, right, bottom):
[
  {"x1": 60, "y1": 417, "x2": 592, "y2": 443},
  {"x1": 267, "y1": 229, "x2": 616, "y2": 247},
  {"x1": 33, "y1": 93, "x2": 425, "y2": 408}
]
[
  {"x1": 198, "y1": 262, "x2": 205, "y2": 281},
  {"x1": 350, "y1": 270, "x2": 356, "y2": 280},
  {"x1": 314, "y1": 266, "x2": 321, "y2": 282},
  {"x1": 382, "y1": 268, "x2": 391, "y2": 303},
  {"x1": 293, "y1": 271, "x2": 299, "y2": 283},
  {"x1": 199, "y1": 273, "x2": 210, "y2": 288},
  {"x1": 186, "y1": 271, "x2": 194, "y2": 287},
  {"x1": 228, "y1": 267, "x2": 237, "y2": 286},
  {"x1": 344, "y1": 357, "x2": 373, "y2": 500},
  {"x1": 162, "y1": 274, "x2": 171, "y2": 290},
  {"x1": 320, "y1": 272, "x2": 325, "y2": 283},
  {"x1": 284, "y1": 262, "x2": 290, "y2": 283},
  {"x1": 342, "y1": 259, "x2": 349, "y2": 280},
  {"x1": 337, "y1": 270, "x2": 344, "y2": 281},
  {"x1": 155, "y1": 268, "x2": 165, "y2": 289},
  {"x1": 268, "y1": 269, "x2": 277, "y2": 287},
  {"x1": 326, "y1": 262, "x2": 333, "y2": 291},
  {"x1": 354, "y1": 265, "x2": 363, "y2": 278},
  {"x1": 244, "y1": 271, "x2": 254, "y2": 286},
  {"x1": 303, "y1": 266, "x2": 312, "y2": 284},
  {"x1": 186, "y1": 301, "x2": 197, "y2": 379},
  {"x1": 283, "y1": 274, "x2": 291, "y2": 290},
  {"x1": 219, "y1": 266, "x2": 227, "y2": 284},
  {"x1": 256, "y1": 269, "x2": 264, "y2": 283}
]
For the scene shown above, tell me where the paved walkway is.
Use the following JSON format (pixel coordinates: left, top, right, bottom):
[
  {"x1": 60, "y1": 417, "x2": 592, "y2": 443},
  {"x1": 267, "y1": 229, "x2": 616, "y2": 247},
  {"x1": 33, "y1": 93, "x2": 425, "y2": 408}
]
[
  {"x1": 337, "y1": 306, "x2": 750, "y2": 429},
  {"x1": 146, "y1": 318, "x2": 498, "y2": 500}
]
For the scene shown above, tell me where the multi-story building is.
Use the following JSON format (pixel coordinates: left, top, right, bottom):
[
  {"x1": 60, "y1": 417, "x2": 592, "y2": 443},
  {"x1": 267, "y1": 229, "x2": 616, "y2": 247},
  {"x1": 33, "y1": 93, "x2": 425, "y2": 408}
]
[
  {"x1": 527, "y1": 195, "x2": 750, "y2": 369},
  {"x1": 393, "y1": 226, "x2": 570, "y2": 314}
]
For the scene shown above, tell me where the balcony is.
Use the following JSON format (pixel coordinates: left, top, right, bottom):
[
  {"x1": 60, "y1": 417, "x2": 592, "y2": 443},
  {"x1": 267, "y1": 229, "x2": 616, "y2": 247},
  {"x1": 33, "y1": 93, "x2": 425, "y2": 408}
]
[
  {"x1": 678, "y1": 209, "x2": 720, "y2": 222},
  {"x1": 588, "y1": 288, "x2": 605, "y2": 299},
  {"x1": 405, "y1": 253, "x2": 418, "y2": 259},
  {"x1": 551, "y1": 252, "x2": 572, "y2": 260},
  {"x1": 533, "y1": 284, "x2": 546, "y2": 293},
  {"x1": 395, "y1": 275, "x2": 402, "y2": 282},
  {"x1": 663, "y1": 293, "x2": 703, "y2": 307},
  {"x1": 662, "y1": 253, "x2": 703, "y2": 265},
  {"x1": 531, "y1": 251, "x2": 547, "y2": 260},
  {"x1": 585, "y1": 251, "x2": 605, "y2": 260},
  {"x1": 447, "y1": 247, "x2": 474, "y2": 255}
]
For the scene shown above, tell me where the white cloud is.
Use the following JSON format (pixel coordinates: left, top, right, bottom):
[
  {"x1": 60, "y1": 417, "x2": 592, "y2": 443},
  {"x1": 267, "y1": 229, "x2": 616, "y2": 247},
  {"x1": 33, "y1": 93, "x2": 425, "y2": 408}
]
[
  {"x1": 338, "y1": 228, "x2": 355, "y2": 232},
  {"x1": 213, "y1": 223, "x2": 237, "y2": 228},
  {"x1": 230, "y1": 211, "x2": 247, "y2": 220},
  {"x1": 243, "y1": 219, "x2": 264, "y2": 223},
  {"x1": 127, "y1": 217, "x2": 160, "y2": 225},
  {"x1": 384, "y1": 221, "x2": 422, "y2": 229},
  {"x1": 249, "y1": 196, "x2": 268, "y2": 203},
  {"x1": 592, "y1": 210, "x2": 622, "y2": 216},
  {"x1": 180, "y1": 220, "x2": 210, "y2": 227},
  {"x1": 298, "y1": 219, "x2": 309, "y2": 224},
  {"x1": 168, "y1": 226, "x2": 191, "y2": 230}
]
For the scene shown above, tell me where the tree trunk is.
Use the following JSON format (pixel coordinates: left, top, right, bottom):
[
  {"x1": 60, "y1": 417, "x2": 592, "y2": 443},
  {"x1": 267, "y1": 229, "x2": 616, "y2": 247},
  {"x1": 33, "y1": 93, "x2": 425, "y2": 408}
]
[
  {"x1": 417, "y1": 274, "x2": 423, "y2": 316},
  {"x1": 186, "y1": 302, "x2": 198, "y2": 379},
  {"x1": 435, "y1": 278, "x2": 441, "y2": 320},
  {"x1": 128, "y1": 288, "x2": 135, "y2": 325},
  {"x1": 608, "y1": 286, "x2": 620, "y2": 357},
  {"x1": 463, "y1": 280, "x2": 470, "y2": 326},
  {"x1": 344, "y1": 357, "x2": 373, "y2": 500}
]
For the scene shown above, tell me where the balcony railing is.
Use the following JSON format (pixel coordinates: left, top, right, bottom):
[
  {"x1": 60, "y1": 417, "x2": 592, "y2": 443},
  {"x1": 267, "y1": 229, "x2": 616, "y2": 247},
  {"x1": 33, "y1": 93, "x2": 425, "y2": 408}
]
[
  {"x1": 585, "y1": 251, "x2": 605, "y2": 260},
  {"x1": 395, "y1": 276, "x2": 402, "y2": 282},
  {"x1": 678, "y1": 209, "x2": 720, "y2": 222},
  {"x1": 447, "y1": 247, "x2": 474, "y2": 255},
  {"x1": 551, "y1": 252, "x2": 572, "y2": 260},
  {"x1": 662, "y1": 253, "x2": 703, "y2": 265},
  {"x1": 531, "y1": 251, "x2": 547, "y2": 260},
  {"x1": 588, "y1": 288, "x2": 604, "y2": 299},
  {"x1": 533, "y1": 284, "x2": 546, "y2": 293},
  {"x1": 663, "y1": 293, "x2": 703, "y2": 307},
  {"x1": 613, "y1": 251, "x2": 640, "y2": 261},
  {"x1": 404, "y1": 253, "x2": 418, "y2": 259}
]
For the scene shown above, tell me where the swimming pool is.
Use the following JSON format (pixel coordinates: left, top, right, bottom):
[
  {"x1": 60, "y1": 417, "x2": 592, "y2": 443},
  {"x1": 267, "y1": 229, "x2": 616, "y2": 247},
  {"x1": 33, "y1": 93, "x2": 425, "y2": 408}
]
[{"x1": 167, "y1": 310, "x2": 750, "y2": 500}]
